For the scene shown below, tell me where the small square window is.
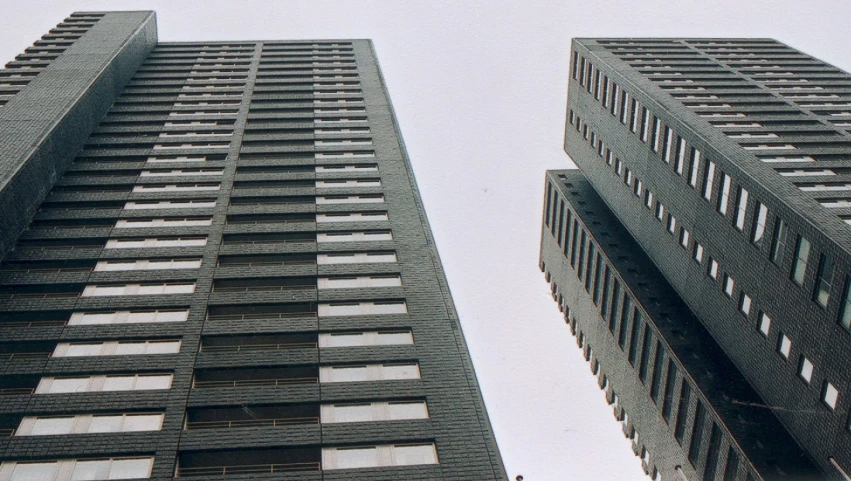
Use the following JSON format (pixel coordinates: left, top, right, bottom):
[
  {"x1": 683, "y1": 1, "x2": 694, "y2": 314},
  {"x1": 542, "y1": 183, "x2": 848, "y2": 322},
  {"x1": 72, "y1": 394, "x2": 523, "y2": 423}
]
[
  {"x1": 679, "y1": 228, "x2": 690, "y2": 248},
  {"x1": 778, "y1": 333, "x2": 792, "y2": 359},
  {"x1": 645, "y1": 190, "x2": 654, "y2": 209},
  {"x1": 708, "y1": 258, "x2": 719, "y2": 280},
  {"x1": 823, "y1": 381, "x2": 839, "y2": 410},
  {"x1": 723, "y1": 275, "x2": 735, "y2": 297},
  {"x1": 693, "y1": 243, "x2": 704, "y2": 263},
  {"x1": 758, "y1": 312, "x2": 771, "y2": 336},
  {"x1": 798, "y1": 356, "x2": 814, "y2": 383},
  {"x1": 739, "y1": 293, "x2": 752, "y2": 316},
  {"x1": 655, "y1": 202, "x2": 665, "y2": 221},
  {"x1": 667, "y1": 215, "x2": 677, "y2": 234}
]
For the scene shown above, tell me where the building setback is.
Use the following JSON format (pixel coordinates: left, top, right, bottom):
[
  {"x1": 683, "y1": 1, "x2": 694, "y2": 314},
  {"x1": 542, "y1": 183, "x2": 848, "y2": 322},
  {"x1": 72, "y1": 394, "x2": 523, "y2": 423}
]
[
  {"x1": 547, "y1": 37, "x2": 851, "y2": 479},
  {"x1": 541, "y1": 170, "x2": 818, "y2": 480},
  {"x1": 0, "y1": 11, "x2": 507, "y2": 481}
]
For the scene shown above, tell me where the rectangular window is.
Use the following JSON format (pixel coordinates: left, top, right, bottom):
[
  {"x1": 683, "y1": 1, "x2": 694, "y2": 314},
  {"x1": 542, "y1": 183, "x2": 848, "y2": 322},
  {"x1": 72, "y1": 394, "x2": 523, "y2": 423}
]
[
  {"x1": 733, "y1": 187, "x2": 749, "y2": 230},
  {"x1": 688, "y1": 148, "x2": 701, "y2": 187},
  {"x1": 674, "y1": 382, "x2": 692, "y2": 444},
  {"x1": 630, "y1": 99, "x2": 640, "y2": 133},
  {"x1": 545, "y1": 183, "x2": 553, "y2": 227},
  {"x1": 649, "y1": 341, "x2": 666, "y2": 403},
  {"x1": 82, "y1": 283, "x2": 195, "y2": 297},
  {"x1": 675, "y1": 137, "x2": 687, "y2": 175},
  {"x1": 651, "y1": 118, "x2": 662, "y2": 152},
  {"x1": 68, "y1": 310, "x2": 189, "y2": 326},
  {"x1": 640, "y1": 108, "x2": 651, "y2": 142},
  {"x1": 790, "y1": 236, "x2": 811, "y2": 286},
  {"x1": 628, "y1": 310, "x2": 642, "y2": 366},
  {"x1": 608, "y1": 280, "x2": 621, "y2": 334},
  {"x1": 693, "y1": 243, "x2": 704, "y2": 263},
  {"x1": 717, "y1": 173, "x2": 732, "y2": 215},
  {"x1": 708, "y1": 258, "x2": 719, "y2": 280},
  {"x1": 555, "y1": 200, "x2": 565, "y2": 242},
  {"x1": 661, "y1": 361, "x2": 679, "y2": 422},
  {"x1": 319, "y1": 331, "x2": 413, "y2": 348},
  {"x1": 620, "y1": 92, "x2": 630, "y2": 124},
  {"x1": 723, "y1": 274, "x2": 735, "y2": 297},
  {"x1": 723, "y1": 448, "x2": 740, "y2": 481},
  {"x1": 839, "y1": 276, "x2": 851, "y2": 331},
  {"x1": 667, "y1": 215, "x2": 677, "y2": 234},
  {"x1": 54, "y1": 340, "x2": 181, "y2": 357},
  {"x1": 320, "y1": 401, "x2": 428, "y2": 424},
  {"x1": 617, "y1": 296, "x2": 632, "y2": 350},
  {"x1": 2, "y1": 457, "x2": 154, "y2": 481},
  {"x1": 602, "y1": 77, "x2": 610, "y2": 108},
  {"x1": 577, "y1": 230, "x2": 588, "y2": 281},
  {"x1": 319, "y1": 363, "x2": 420, "y2": 383},
  {"x1": 687, "y1": 402, "x2": 706, "y2": 465},
  {"x1": 655, "y1": 202, "x2": 665, "y2": 222},
  {"x1": 318, "y1": 301, "x2": 407, "y2": 317},
  {"x1": 36, "y1": 374, "x2": 173, "y2": 394},
  {"x1": 95, "y1": 258, "x2": 202, "y2": 272},
  {"x1": 611, "y1": 83, "x2": 620, "y2": 115},
  {"x1": 823, "y1": 381, "x2": 839, "y2": 410},
  {"x1": 570, "y1": 220, "x2": 580, "y2": 268},
  {"x1": 16, "y1": 414, "x2": 164, "y2": 436},
  {"x1": 751, "y1": 203, "x2": 768, "y2": 246},
  {"x1": 584, "y1": 243, "x2": 596, "y2": 292},
  {"x1": 798, "y1": 356, "x2": 814, "y2": 383},
  {"x1": 770, "y1": 217, "x2": 789, "y2": 265},
  {"x1": 704, "y1": 423, "x2": 723, "y2": 481},
  {"x1": 813, "y1": 254, "x2": 834, "y2": 308},
  {"x1": 679, "y1": 228, "x2": 690, "y2": 248},
  {"x1": 645, "y1": 190, "x2": 654, "y2": 209},
  {"x1": 758, "y1": 311, "x2": 772, "y2": 336},
  {"x1": 322, "y1": 443, "x2": 438, "y2": 470},
  {"x1": 662, "y1": 127, "x2": 674, "y2": 163},
  {"x1": 600, "y1": 266, "x2": 612, "y2": 319},
  {"x1": 702, "y1": 161, "x2": 716, "y2": 201},
  {"x1": 592, "y1": 255, "x2": 604, "y2": 305},
  {"x1": 739, "y1": 293, "x2": 752, "y2": 316},
  {"x1": 638, "y1": 325, "x2": 653, "y2": 383},
  {"x1": 777, "y1": 332, "x2": 792, "y2": 359}
]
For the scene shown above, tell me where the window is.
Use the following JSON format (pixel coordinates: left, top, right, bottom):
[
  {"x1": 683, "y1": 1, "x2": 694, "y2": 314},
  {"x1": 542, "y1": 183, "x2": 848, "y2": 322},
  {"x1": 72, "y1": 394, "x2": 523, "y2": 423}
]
[
  {"x1": 317, "y1": 194, "x2": 384, "y2": 204},
  {"x1": 16, "y1": 414, "x2": 164, "y2": 436},
  {"x1": 798, "y1": 356, "x2": 814, "y2": 383},
  {"x1": 662, "y1": 127, "x2": 674, "y2": 163},
  {"x1": 640, "y1": 108, "x2": 651, "y2": 142},
  {"x1": 105, "y1": 237, "x2": 207, "y2": 249},
  {"x1": 633, "y1": 179, "x2": 643, "y2": 197},
  {"x1": 823, "y1": 381, "x2": 839, "y2": 410},
  {"x1": 316, "y1": 212, "x2": 388, "y2": 223},
  {"x1": 723, "y1": 274, "x2": 735, "y2": 297},
  {"x1": 702, "y1": 160, "x2": 716, "y2": 201},
  {"x1": 318, "y1": 331, "x2": 413, "y2": 348},
  {"x1": 813, "y1": 254, "x2": 834, "y2": 308},
  {"x1": 67, "y1": 310, "x2": 189, "y2": 326},
  {"x1": 644, "y1": 190, "x2": 654, "y2": 209},
  {"x1": 739, "y1": 293, "x2": 752, "y2": 316},
  {"x1": 81, "y1": 283, "x2": 195, "y2": 297},
  {"x1": 53, "y1": 340, "x2": 181, "y2": 357},
  {"x1": 839, "y1": 276, "x2": 851, "y2": 331},
  {"x1": 655, "y1": 202, "x2": 665, "y2": 221},
  {"x1": 319, "y1": 363, "x2": 420, "y2": 383},
  {"x1": 717, "y1": 174, "x2": 731, "y2": 215},
  {"x1": 661, "y1": 360, "x2": 678, "y2": 422},
  {"x1": 319, "y1": 301, "x2": 407, "y2": 317},
  {"x1": 35, "y1": 374, "x2": 173, "y2": 394},
  {"x1": 124, "y1": 200, "x2": 216, "y2": 210},
  {"x1": 733, "y1": 187, "x2": 749, "y2": 230},
  {"x1": 704, "y1": 424, "x2": 723, "y2": 481},
  {"x1": 790, "y1": 236, "x2": 811, "y2": 286},
  {"x1": 751, "y1": 203, "x2": 768, "y2": 246},
  {"x1": 758, "y1": 312, "x2": 772, "y2": 336},
  {"x1": 674, "y1": 382, "x2": 692, "y2": 444},
  {"x1": 674, "y1": 137, "x2": 687, "y2": 175},
  {"x1": 318, "y1": 275, "x2": 402, "y2": 289},
  {"x1": 317, "y1": 231, "x2": 392, "y2": 243},
  {"x1": 679, "y1": 228, "x2": 690, "y2": 248},
  {"x1": 649, "y1": 341, "x2": 666, "y2": 403},
  {"x1": 322, "y1": 443, "x2": 437, "y2": 470},
  {"x1": 688, "y1": 402, "x2": 706, "y2": 466},
  {"x1": 1, "y1": 457, "x2": 154, "y2": 481},
  {"x1": 693, "y1": 243, "x2": 704, "y2": 263},
  {"x1": 777, "y1": 333, "x2": 792, "y2": 359},
  {"x1": 320, "y1": 401, "x2": 428, "y2": 423},
  {"x1": 652, "y1": 118, "x2": 663, "y2": 152},
  {"x1": 723, "y1": 449, "x2": 740, "y2": 481},
  {"x1": 628, "y1": 310, "x2": 643, "y2": 366},
  {"x1": 95, "y1": 258, "x2": 202, "y2": 272},
  {"x1": 770, "y1": 218, "x2": 789, "y2": 265},
  {"x1": 667, "y1": 215, "x2": 677, "y2": 234},
  {"x1": 317, "y1": 252, "x2": 396, "y2": 264},
  {"x1": 638, "y1": 325, "x2": 653, "y2": 383},
  {"x1": 688, "y1": 148, "x2": 701, "y2": 187},
  {"x1": 708, "y1": 258, "x2": 719, "y2": 280},
  {"x1": 115, "y1": 217, "x2": 212, "y2": 228}
]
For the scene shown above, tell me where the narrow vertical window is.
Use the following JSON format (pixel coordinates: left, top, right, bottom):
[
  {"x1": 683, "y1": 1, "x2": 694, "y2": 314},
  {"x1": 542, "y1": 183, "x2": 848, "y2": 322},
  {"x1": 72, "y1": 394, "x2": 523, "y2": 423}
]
[
  {"x1": 608, "y1": 280, "x2": 621, "y2": 334},
  {"x1": 702, "y1": 160, "x2": 716, "y2": 201},
  {"x1": 572, "y1": 52, "x2": 580, "y2": 80},
  {"x1": 579, "y1": 57, "x2": 587, "y2": 85},
  {"x1": 688, "y1": 148, "x2": 702, "y2": 187},
  {"x1": 611, "y1": 83, "x2": 620, "y2": 115},
  {"x1": 620, "y1": 91, "x2": 630, "y2": 124},
  {"x1": 563, "y1": 210, "x2": 573, "y2": 256},
  {"x1": 630, "y1": 99, "x2": 640, "y2": 133},
  {"x1": 649, "y1": 341, "x2": 666, "y2": 403},
  {"x1": 733, "y1": 187, "x2": 749, "y2": 231},
  {"x1": 717, "y1": 173, "x2": 731, "y2": 215},
  {"x1": 584, "y1": 243, "x2": 596, "y2": 292},
  {"x1": 687, "y1": 402, "x2": 706, "y2": 466},
  {"x1": 640, "y1": 108, "x2": 651, "y2": 143},
  {"x1": 790, "y1": 236, "x2": 811, "y2": 286},
  {"x1": 751, "y1": 203, "x2": 768, "y2": 246},
  {"x1": 662, "y1": 127, "x2": 674, "y2": 163},
  {"x1": 838, "y1": 276, "x2": 851, "y2": 331},
  {"x1": 600, "y1": 266, "x2": 612, "y2": 319},
  {"x1": 545, "y1": 183, "x2": 553, "y2": 228},
  {"x1": 675, "y1": 137, "x2": 687, "y2": 175},
  {"x1": 570, "y1": 220, "x2": 580, "y2": 268},
  {"x1": 555, "y1": 200, "x2": 565, "y2": 241},
  {"x1": 813, "y1": 254, "x2": 834, "y2": 308},
  {"x1": 723, "y1": 448, "x2": 740, "y2": 481},
  {"x1": 638, "y1": 325, "x2": 653, "y2": 383},
  {"x1": 661, "y1": 360, "x2": 679, "y2": 422},
  {"x1": 601, "y1": 76, "x2": 610, "y2": 108},
  {"x1": 628, "y1": 309, "x2": 643, "y2": 366},
  {"x1": 617, "y1": 296, "x2": 632, "y2": 350},
  {"x1": 592, "y1": 254, "x2": 604, "y2": 304},
  {"x1": 704, "y1": 423, "x2": 723, "y2": 481},
  {"x1": 651, "y1": 118, "x2": 662, "y2": 152},
  {"x1": 674, "y1": 382, "x2": 692, "y2": 444},
  {"x1": 577, "y1": 230, "x2": 588, "y2": 280},
  {"x1": 769, "y1": 217, "x2": 789, "y2": 265},
  {"x1": 594, "y1": 70, "x2": 602, "y2": 100}
]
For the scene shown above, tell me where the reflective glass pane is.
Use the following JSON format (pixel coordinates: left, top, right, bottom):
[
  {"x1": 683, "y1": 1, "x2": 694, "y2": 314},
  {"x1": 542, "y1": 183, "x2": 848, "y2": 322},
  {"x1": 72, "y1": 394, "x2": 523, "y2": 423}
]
[
  {"x1": 71, "y1": 459, "x2": 110, "y2": 480},
  {"x1": 11, "y1": 462, "x2": 60, "y2": 481},
  {"x1": 30, "y1": 417, "x2": 76, "y2": 435},
  {"x1": 114, "y1": 343, "x2": 146, "y2": 355},
  {"x1": 122, "y1": 415, "x2": 162, "y2": 432},
  {"x1": 88, "y1": 416, "x2": 124, "y2": 433},
  {"x1": 50, "y1": 378, "x2": 91, "y2": 393},
  {"x1": 134, "y1": 375, "x2": 171, "y2": 390},
  {"x1": 331, "y1": 404, "x2": 373, "y2": 423},
  {"x1": 381, "y1": 364, "x2": 419, "y2": 380},
  {"x1": 103, "y1": 376, "x2": 135, "y2": 391},
  {"x1": 387, "y1": 402, "x2": 428, "y2": 420},
  {"x1": 334, "y1": 447, "x2": 379, "y2": 469},
  {"x1": 392, "y1": 445, "x2": 437, "y2": 466},
  {"x1": 108, "y1": 458, "x2": 153, "y2": 479},
  {"x1": 64, "y1": 344, "x2": 104, "y2": 357}
]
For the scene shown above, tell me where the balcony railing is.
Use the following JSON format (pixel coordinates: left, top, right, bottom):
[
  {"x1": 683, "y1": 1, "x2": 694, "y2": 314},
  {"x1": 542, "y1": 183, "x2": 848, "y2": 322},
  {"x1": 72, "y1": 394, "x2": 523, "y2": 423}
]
[
  {"x1": 0, "y1": 320, "x2": 66, "y2": 328},
  {"x1": 0, "y1": 352, "x2": 51, "y2": 361},
  {"x1": 185, "y1": 416, "x2": 319, "y2": 430},
  {"x1": 200, "y1": 342, "x2": 317, "y2": 353},
  {"x1": 0, "y1": 292, "x2": 80, "y2": 300},
  {"x1": 176, "y1": 462, "x2": 321, "y2": 477},
  {"x1": 1, "y1": 266, "x2": 93, "y2": 274},
  {"x1": 193, "y1": 377, "x2": 318, "y2": 389},
  {"x1": 222, "y1": 238, "x2": 315, "y2": 246},
  {"x1": 206, "y1": 311, "x2": 316, "y2": 321},
  {"x1": 0, "y1": 428, "x2": 15, "y2": 437}
]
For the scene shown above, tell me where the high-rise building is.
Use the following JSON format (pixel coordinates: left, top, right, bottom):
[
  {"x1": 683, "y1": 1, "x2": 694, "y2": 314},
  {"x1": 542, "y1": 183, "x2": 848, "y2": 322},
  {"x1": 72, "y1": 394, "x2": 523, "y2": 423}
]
[
  {"x1": 0, "y1": 11, "x2": 506, "y2": 481},
  {"x1": 542, "y1": 37, "x2": 851, "y2": 480}
]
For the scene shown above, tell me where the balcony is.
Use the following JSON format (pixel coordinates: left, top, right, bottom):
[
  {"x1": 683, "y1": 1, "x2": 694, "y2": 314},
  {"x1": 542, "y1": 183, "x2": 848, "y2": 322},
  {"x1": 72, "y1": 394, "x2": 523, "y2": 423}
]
[
  {"x1": 177, "y1": 448, "x2": 320, "y2": 477},
  {"x1": 192, "y1": 366, "x2": 319, "y2": 390},
  {"x1": 185, "y1": 403, "x2": 319, "y2": 430},
  {"x1": 206, "y1": 303, "x2": 317, "y2": 321},
  {"x1": 200, "y1": 333, "x2": 317, "y2": 353}
]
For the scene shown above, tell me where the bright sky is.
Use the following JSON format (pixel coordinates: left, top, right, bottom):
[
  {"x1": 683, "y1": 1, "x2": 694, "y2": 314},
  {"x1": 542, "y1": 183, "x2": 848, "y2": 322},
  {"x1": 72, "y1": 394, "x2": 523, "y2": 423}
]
[{"x1": 3, "y1": 1, "x2": 851, "y2": 479}]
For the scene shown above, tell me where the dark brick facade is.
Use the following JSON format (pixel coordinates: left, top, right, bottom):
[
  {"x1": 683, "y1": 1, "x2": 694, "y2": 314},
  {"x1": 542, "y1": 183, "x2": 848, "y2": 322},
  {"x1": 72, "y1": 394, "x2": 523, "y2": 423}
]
[
  {"x1": 0, "y1": 11, "x2": 506, "y2": 481},
  {"x1": 556, "y1": 38, "x2": 851, "y2": 479}
]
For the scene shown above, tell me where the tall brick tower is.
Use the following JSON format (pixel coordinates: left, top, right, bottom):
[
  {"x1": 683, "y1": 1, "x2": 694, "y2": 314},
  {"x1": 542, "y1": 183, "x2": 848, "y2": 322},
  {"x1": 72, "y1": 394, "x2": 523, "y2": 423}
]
[{"x1": 0, "y1": 11, "x2": 506, "y2": 481}]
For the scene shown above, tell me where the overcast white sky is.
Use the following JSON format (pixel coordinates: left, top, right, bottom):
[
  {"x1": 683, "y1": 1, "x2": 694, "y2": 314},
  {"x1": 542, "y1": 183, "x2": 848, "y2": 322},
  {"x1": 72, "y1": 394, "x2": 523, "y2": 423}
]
[{"x1": 3, "y1": 1, "x2": 851, "y2": 479}]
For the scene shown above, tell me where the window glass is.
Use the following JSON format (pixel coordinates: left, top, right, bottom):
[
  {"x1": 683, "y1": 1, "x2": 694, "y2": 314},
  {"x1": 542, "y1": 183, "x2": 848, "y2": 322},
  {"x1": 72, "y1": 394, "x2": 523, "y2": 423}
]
[
  {"x1": 103, "y1": 376, "x2": 135, "y2": 392},
  {"x1": 824, "y1": 382, "x2": 839, "y2": 409},
  {"x1": 778, "y1": 334, "x2": 792, "y2": 359},
  {"x1": 392, "y1": 445, "x2": 438, "y2": 466},
  {"x1": 799, "y1": 357, "x2": 814, "y2": 383},
  {"x1": 145, "y1": 341, "x2": 181, "y2": 354},
  {"x1": 325, "y1": 366, "x2": 368, "y2": 382},
  {"x1": 791, "y1": 237, "x2": 811, "y2": 286},
  {"x1": 135, "y1": 375, "x2": 171, "y2": 390},
  {"x1": 759, "y1": 312, "x2": 772, "y2": 336},
  {"x1": 387, "y1": 401, "x2": 429, "y2": 420},
  {"x1": 770, "y1": 218, "x2": 789, "y2": 265},
  {"x1": 11, "y1": 462, "x2": 60, "y2": 481},
  {"x1": 64, "y1": 344, "x2": 104, "y2": 357},
  {"x1": 71, "y1": 459, "x2": 109, "y2": 480},
  {"x1": 122, "y1": 414, "x2": 163, "y2": 432},
  {"x1": 114, "y1": 343, "x2": 147, "y2": 355},
  {"x1": 381, "y1": 364, "x2": 420, "y2": 380},
  {"x1": 331, "y1": 404, "x2": 373, "y2": 423},
  {"x1": 333, "y1": 447, "x2": 379, "y2": 469},
  {"x1": 89, "y1": 416, "x2": 124, "y2": 433},
  {"x1": 49, "y1": 377, "x2": 90, "y2": 393},
  {"x1": 30, "y1": 417, "x2": 75, "y2": 435},
  {"x1": 108, "y1": 458, "x2": 153, "y2": 480},
  {"x1": 751, "y1": 203, "x2": 768, "y2": 246},
  {"x1": 376, "y1": 332, "x2": 414, "y2": 345}
]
